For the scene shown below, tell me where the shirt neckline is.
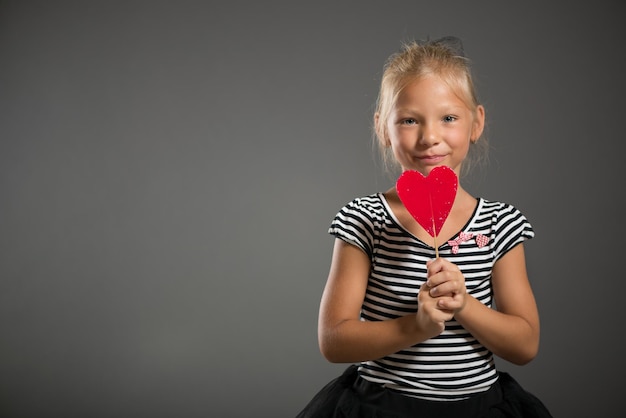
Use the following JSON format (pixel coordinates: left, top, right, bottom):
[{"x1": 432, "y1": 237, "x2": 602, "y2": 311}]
[{"x1": 376, "y1": 192, "x2": 483, "y2": 249}]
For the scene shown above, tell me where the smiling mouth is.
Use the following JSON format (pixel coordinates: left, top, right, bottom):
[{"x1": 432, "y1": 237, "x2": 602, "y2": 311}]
[{"x1": 418, "y1": 155, "x2": 445, "y2": 163}]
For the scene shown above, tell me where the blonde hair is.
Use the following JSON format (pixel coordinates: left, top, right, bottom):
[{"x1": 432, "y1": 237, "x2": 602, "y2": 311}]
[{"x1": 373, "y1": 37, "x2": 488, "y2": 177}]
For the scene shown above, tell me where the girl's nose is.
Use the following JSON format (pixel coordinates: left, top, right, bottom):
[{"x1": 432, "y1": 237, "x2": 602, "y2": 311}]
[{"x1": 418, "y1": 124, "x2": 439, "y2": 146}]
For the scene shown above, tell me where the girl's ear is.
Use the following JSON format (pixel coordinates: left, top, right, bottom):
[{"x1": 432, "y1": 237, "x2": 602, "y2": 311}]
[
  {"x1": 374, "y1": 112, "x2": 390, "y2": 147},
  {"x1": 471, "y1": 105, "x2": 485, "y2": 143}
]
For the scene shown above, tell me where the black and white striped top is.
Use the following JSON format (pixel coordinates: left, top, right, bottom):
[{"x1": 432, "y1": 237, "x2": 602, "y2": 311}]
[{"x1": 328, "y1": 193, "x2": 534, "y2": 401}]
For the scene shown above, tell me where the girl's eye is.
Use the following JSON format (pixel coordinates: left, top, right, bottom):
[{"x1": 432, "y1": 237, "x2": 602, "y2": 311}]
[
  {"x1": 402, "y1": 118, "x2": 417, "y2": 125},
  {"x1": 443, "y1": 115, "x2": 457, "y2": 123}
]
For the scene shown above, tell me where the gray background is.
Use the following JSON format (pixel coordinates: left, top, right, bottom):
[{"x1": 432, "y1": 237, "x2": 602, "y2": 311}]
[{"x1": 1, "y1": 1, "x2": 624, "y2": 417}]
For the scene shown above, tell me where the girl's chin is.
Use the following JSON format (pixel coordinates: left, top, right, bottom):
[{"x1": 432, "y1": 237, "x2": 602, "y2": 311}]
[{"x1": 403, "y1": 165, "x2": 445, "y2": 175}]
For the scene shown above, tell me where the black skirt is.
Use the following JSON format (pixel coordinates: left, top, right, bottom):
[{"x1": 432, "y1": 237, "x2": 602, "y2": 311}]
[{"x1": 296, "y1": 365, "x2": 553, "y2": 418}]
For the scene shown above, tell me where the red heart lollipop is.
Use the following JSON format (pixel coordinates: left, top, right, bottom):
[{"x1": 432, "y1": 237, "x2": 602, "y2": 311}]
[{"x1": 396, "y1": 166, "x2": 458, "y2": 239}]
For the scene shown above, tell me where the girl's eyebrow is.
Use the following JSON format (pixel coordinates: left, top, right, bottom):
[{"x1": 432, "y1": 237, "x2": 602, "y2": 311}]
[{"x1": 394, "y1": 104, "x2": 467, "y2": 113}]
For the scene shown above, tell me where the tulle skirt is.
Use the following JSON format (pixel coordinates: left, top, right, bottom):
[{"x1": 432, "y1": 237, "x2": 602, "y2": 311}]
[{"x1": 296, "y1": 365, "x2": 553, "y2": 418}]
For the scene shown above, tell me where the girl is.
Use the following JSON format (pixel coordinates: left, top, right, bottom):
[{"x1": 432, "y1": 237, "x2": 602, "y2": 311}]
[{"x1": 297, "y1": 37, "x2": 552, "y2": 417}]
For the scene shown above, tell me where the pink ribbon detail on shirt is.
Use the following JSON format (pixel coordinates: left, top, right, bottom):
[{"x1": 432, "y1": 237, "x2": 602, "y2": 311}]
[
  {"x1": 475, "y1": 234, "x2": 490, "y2": 248},
  {"x1": 448, "y1": 232, "x2": 490, "y2": 254}
]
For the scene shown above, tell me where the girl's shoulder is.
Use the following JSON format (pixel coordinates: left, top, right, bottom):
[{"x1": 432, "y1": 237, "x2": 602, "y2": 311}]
[
  {"x1": 329, "y1": 194, "x2": 390, "y2": 256},
  {"x1": 473, "y1": 198, "x2": 535, "y2": 253},
  {"x1": 476, "y1": 198, "x2": 532, "y2": 222},
  {"x1": 331, "y1": 193, "x2": 393, "y2": 234},
  {"x1": 345, "y1": 192, "x2": 384, "y2": 206},
  {"x1": 336, "y1": 193, "x2": 389, "y2": 218}
]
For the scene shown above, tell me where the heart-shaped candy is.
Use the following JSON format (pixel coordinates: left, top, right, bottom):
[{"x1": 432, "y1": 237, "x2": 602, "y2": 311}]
[{"x1": 396, "y1": 166, "x2": 458, "y2": 238}]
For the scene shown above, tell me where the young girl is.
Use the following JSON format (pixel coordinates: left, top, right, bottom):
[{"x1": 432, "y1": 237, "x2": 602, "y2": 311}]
[{"x1": 297, "y1": 37, "x2": 552, "y2": 417}]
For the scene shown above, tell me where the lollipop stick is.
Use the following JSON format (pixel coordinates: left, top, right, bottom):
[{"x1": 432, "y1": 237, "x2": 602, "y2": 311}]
[
  {"x1": 430, "y1": 196, "x2": 439, "y2": 258},
  {"x1": 432, "y1": 217, "x2": 439, "y2": 258}
]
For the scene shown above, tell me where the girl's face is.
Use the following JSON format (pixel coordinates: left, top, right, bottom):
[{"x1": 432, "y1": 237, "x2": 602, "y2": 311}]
[{"x1": 384, "y1": 75, "x2": 484, "y2": 177}]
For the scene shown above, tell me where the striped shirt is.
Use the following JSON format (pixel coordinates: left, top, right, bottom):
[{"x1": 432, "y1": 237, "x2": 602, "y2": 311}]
[{"x1": 328, "y1": 193, "x2": 534, "y2": 401}]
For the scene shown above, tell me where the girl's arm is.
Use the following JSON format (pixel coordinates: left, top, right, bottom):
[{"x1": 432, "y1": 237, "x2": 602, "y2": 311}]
[
  {"x1": 452, "y1": 243, "x2": 540, "y2": 365},
  {"x1": 318, "y1": 239, "x2": 448, "y2": 363}
]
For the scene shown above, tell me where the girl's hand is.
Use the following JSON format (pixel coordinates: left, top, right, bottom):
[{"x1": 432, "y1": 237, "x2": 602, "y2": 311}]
[
  {"x1": 415, "y1": 258, "x2": 468, "y2": 338},
  {"x1": 425, "y1": 257, "x2": 468, "y2": 314},
  {"x1": 416, "y1": 280, "x2": 454, "y2": 338}
]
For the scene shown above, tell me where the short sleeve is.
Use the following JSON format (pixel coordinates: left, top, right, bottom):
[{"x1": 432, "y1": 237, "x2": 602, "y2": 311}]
[
  {"x1": 492, "y1": 204, "x2": 535, "y2": 261},
  {"x1": 328, "y1": 197, "x2": 377, "y2": 258}
]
